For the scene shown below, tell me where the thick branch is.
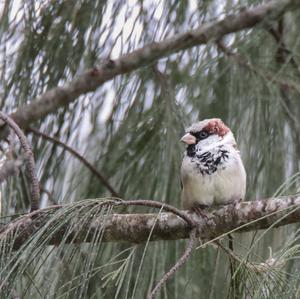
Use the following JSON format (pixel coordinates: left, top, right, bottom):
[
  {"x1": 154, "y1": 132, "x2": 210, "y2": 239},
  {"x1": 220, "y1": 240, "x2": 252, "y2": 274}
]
[
  {"x1": 96, "y1": 197, "x2": 300, "y2": 242},
  {"x1": 7, "y1": 0, "x2": 299, "y2": 130},
  {"x1": 5, "y1": 196, "x2": 300, "y2": 250}
]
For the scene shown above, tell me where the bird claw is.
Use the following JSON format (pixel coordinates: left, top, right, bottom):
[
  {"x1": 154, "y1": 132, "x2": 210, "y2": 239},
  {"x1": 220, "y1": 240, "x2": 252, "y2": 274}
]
[
  {"x1": 192, "y1": 205, "x2": 211, "y2": 220},
  {"x1": 230, "y1": 198, "x2": 242, "y2": 209}
]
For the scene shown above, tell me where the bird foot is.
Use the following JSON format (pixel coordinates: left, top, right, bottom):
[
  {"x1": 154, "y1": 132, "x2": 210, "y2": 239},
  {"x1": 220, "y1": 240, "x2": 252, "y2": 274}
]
[
  {"x1": 226, "y1": 198, "x2": 242, "y2": 210},
  {"x1": 191, "y1": 205, "x2": 210, "y2": 220},
  {"x1": 232, "y1": 198, "x2": 242, "y2": 207}
]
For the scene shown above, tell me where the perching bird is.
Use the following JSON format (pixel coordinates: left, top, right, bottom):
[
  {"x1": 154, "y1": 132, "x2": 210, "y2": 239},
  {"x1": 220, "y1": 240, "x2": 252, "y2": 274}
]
[{"x1": 180, "y1": 118, "x2": 246, "y2": 213}]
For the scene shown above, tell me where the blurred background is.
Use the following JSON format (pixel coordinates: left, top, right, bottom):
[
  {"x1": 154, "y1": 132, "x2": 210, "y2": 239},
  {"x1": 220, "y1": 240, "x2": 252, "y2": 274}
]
[{"x1": 1, "y1": 0, "x2": 300, "y2": 298}]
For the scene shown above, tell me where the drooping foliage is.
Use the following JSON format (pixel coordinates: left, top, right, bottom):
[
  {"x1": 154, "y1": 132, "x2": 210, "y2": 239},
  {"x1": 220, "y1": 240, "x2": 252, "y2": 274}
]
[{"x1": 1, "y1": 0, "x2": 300, "y2": 298}]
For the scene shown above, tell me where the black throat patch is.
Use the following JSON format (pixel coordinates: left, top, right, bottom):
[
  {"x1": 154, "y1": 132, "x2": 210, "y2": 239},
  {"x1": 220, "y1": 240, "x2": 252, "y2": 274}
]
[
  {"x1": 187, "y1": 144, "x2": 196, "y2": 157},
  {"x1": 188, "y1": 146, "x2": 229, "y2": 175}
]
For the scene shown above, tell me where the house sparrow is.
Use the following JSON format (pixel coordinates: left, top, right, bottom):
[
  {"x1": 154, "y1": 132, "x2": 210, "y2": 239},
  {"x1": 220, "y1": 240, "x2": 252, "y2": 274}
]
[{"x1": 180, "y1": 118, "x2": 246, "y2": 213}]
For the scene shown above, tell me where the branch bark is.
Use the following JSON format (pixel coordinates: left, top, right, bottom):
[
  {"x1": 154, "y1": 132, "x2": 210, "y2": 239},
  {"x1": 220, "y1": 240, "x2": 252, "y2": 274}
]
[
  {"x1": 5, "y1": 0, "x2": 299, "y2": 130},
  {"x1": 0, "y1": 112, "x2": 40, "y2": 211},
  {"x1": 4, "y1": 196, "x2": 300, "y2": 250}
]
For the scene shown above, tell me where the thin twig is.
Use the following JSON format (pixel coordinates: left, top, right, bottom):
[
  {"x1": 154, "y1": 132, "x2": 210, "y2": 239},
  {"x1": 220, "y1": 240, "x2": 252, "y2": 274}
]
[
  {"x1": 148, "y1": 228, "x2": 197, "y2": 299},
  {"x1": 216, "y1": 40, "x2": 300, "y2": 93},
  {"x1": 28, "y1": 127, "x2": 120, "y2": 198},
  {"x1": 209, "y1": 247, "x2": 221, "y2": 299},
  {"x1": 0, "y1": 112, "x2": 40, "y2": 212},
  {"x1": 39, "y1": 185, "x2": 58, "y2": 205},
  {"x1": 217, "y1": 37, "x2": 300, "y2": 132},
  {"x1": 268, "y1": 20, "x2": 300, "y2": 77},
  {"x1": 267, "y1": 18, "x2": 300, "y2": 165},
  {"x1": 115, "y1": 199, "x2": 197, "y2": 298},
  {"x1": 117, "y1": 199, "x2": 195, "y2": 227},
  {"x1": 216, "y1": 240, "x2": 242, "y2": 264}
]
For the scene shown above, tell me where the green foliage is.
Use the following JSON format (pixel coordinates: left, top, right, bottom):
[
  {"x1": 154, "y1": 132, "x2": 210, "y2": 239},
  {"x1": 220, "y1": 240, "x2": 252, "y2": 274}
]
[{"x1": 1, "y1": 0, "x2": 300, "y2": 298}]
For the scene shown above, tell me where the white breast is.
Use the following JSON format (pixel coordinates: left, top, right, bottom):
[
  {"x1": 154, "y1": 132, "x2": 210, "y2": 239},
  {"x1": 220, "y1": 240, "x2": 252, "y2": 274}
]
[{"x1": 181, "y1": 147, "x2": 246, "y2": 209}]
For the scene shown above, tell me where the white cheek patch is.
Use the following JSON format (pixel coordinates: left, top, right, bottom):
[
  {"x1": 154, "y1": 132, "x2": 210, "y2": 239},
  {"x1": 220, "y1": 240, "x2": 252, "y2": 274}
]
[{"x1": 195, "y1": 134, "x2": 221, "y2": 151}]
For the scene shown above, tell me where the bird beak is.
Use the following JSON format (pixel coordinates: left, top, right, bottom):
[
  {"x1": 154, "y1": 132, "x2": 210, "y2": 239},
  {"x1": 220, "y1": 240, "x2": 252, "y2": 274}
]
[{"x1": 180, "y1": 133, "x2": 196, "y2": 145}]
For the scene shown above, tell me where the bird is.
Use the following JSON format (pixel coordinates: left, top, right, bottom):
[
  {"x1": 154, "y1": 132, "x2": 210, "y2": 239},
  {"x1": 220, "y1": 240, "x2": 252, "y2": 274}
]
[{"x1": 180, "y1": 118, "x2": 246, "y2": 214}]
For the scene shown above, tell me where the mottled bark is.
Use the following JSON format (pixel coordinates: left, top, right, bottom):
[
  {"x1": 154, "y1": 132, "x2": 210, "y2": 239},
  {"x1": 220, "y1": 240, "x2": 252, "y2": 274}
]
[
  {"x1": 93, "y1": 197, "x2": 300, "y2": 242},
  {"x1": 4, "y1": 196, "x2": 300, "y2": 250},
  {"x1": 5, "y1": 0, "x2": 299, "y2": 130}
]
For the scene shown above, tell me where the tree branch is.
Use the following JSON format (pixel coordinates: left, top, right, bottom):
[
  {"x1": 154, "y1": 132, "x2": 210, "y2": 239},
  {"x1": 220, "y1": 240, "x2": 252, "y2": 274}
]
[
  {"x1": 216, "y1": 40, "x2": 300, "y2": 92},
  {"x1": 148, "y1": 228, "x2": 197, "y2": 299},
  {"x1": 3, "y1": 196, "x2": 300, "y2": 250},
  {"x1": 5, "y1": 0, "x2": 299, "y2": 130},
  {"x1": 0, "y1": 112, "x2": 40, "y2": 212},
  {"x1": 29, "y1": 127, "x2": 120, "y2": 198},
  {"x1": 267, "y1": 19, "x2": 300, "y2": 169}
]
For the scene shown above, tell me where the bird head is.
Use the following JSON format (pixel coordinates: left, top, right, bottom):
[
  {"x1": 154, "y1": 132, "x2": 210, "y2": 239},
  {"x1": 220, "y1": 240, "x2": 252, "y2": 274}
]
[{"x1": 181, "y1": 118, "x2": 237, "y2": 155}]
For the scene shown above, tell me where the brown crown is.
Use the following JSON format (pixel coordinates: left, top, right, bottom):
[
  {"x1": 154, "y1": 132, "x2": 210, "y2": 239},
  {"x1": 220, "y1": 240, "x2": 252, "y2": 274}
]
[{"x1": 203, "y1": 118, "x2": 230, "y2": 137}]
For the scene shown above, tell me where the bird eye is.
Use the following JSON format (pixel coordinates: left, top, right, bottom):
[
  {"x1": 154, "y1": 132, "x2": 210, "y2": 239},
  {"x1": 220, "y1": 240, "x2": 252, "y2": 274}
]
[
  {"x1": 194, "y1": 130, "x2": 209, "y2": 140},
  {"x1": 199, "y1": 131, "x2": 208, "y2": 139},
  {"x1": 190, "y1": 130, "x2": 209, "y2": 141}
]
